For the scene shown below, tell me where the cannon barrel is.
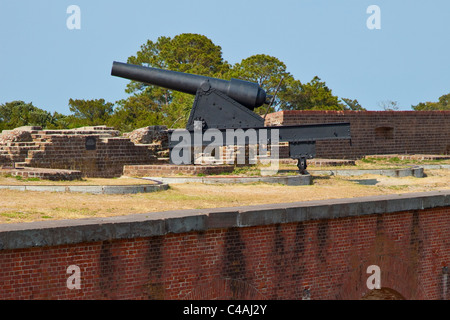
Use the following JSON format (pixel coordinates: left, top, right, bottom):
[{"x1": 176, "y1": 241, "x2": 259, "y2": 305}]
[{"x1": 111, "y1": 61, "x2": 269, "y2": 110}]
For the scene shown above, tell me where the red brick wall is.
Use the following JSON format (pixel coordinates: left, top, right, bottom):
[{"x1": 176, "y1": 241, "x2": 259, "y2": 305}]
[
  {"x1": 265, "y1": 110, "x2": 450, "y2": 159},
  {"x1": 0, "y1": 205, "x2": 449, "y2": 300}
]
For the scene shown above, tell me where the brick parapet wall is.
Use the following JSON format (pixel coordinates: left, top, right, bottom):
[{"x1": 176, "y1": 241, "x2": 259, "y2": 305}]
[
  {"x1": 0, "y1": 190, "x2": 449, "y2": 300},
  {"x1": 265, "y1": 110, "x2": 450, "y2": 159}
]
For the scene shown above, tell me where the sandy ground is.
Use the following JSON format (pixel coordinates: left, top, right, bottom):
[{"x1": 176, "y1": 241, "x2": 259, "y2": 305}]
[{"x1": 0, "y1": 168, "x2": 448, "y2": 224}]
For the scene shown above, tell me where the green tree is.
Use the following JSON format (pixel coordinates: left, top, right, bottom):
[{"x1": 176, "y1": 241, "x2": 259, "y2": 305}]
[
  {"x1": 411, "y1": 93, "x2": 450, "y2": 111},
  {"x1": 67, "y1": 98, "x2": 114, "y2": 127},
  {"x1": 288, "y1": 76, "x2": 346, "y2": 111},
  {"x1": 108, "y1": 93, "x2": 164, "y2": 132},
  {"x1": 230, "y1": 54, "x2": 299, "y2": 115},
  {"x1": 341, "y1": 98, "x2": 366, "y2": 111},
  {"x1": 0, "y1": 100, "x2": 63, "y2": 130},
  {"x1": 229, "y1": 54, "x2": 353, "y2": 113}
]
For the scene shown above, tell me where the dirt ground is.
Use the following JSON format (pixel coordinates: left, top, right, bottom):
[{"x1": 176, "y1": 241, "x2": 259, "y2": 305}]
[{"x1": 0, "y1": 166, "x2": 448, "y2": 224}]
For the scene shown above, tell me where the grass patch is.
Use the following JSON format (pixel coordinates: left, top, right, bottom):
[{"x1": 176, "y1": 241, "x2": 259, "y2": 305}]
[
  {"x1": 1, "y1": 211, "x2": 30, "y2": 219},
  {"x1": 0, "y1": 210, "x2": 46, "y2": 222},
  {"x1": 360, "y1": 157, "x2": 378, "y2": 164},
  {"x1": 388, "y1": 157, "x2": 401, "y2": 163},
  {"x1": 26, "y1": 177, "x2": 41, "y2": 181}
]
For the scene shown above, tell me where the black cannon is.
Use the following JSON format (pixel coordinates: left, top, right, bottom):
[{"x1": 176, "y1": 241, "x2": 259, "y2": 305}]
[
  {"x1": 111, "y1": 61, "x2": 351, "y2": 173},
  {"x1": 112, "y1": 61, "x2": 268, "y2": 111}
]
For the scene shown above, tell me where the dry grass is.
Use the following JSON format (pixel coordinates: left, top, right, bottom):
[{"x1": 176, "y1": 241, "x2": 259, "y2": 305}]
[{"x1": 0, "y1": 168, "x2": 448, "y2": 224}]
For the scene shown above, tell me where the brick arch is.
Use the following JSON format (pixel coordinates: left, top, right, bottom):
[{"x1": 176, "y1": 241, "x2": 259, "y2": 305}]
[
  {"x1": 182, "y1": 278, "x2": 266, "y2": 300},
  {"x1": 336, "y1": 254, "x2": 428, "y2": 300},
  {"x1": 361, "y1": 287, "x2": 405, "y2": 300}
]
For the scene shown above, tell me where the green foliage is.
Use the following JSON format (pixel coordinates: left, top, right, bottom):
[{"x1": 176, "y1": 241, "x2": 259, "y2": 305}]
[
  {"x1": 286, "y1": 76, "x2": 346, "y2": 111},
  {"x1": 108, "y1": 93, "x2": 164, "y2": 132},
  {"x1": 230, "y1": 54, "x2": 297, "y2": 114},
  {"x1": 68, "y1": 98, "x2": 114, "y2": 127},
  {"x1": 0, "y1": 100, "x2": 67, "y2": 130},
  {"x1": 411, "y1": 93, "x2": 450, "y2": 111},
  {"x1": 341, "y1": 98, "x2": 366, "y2": 111},
  {"x1": 229, "y1": 54, "x2": 359, "y2": 113}
]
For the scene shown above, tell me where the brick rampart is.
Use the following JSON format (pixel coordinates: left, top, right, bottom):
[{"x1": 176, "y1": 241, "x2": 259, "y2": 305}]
[
  {"x1": 0, "y1": 191, "x2": 449, "y2": 300},
  {"x1": 265, "y1": 111, "x2": 450, "y2": 159}
]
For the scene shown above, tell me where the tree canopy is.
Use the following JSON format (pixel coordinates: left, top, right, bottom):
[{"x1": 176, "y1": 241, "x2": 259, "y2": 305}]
[
  {"x1": 411, "y1": 93, "x2": 450, "y2": 111},
  {"x1": 67, "y1": 98, "x2": 114, "y2": 127},
  {"x1": 0, "y1": 101, "x2": 66, "y2": 131},
  {"x1": 230, "y1": 54, "x2": 298, "y2": 114}
]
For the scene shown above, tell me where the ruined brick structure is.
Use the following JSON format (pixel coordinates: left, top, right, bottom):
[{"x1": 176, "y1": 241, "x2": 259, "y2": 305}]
[
  {"x1": 0, "y1": 126, "x2": 161, "y2": 178},
  {"x1": 123, "y1": 125, "x2": 169, "y2": 158}
]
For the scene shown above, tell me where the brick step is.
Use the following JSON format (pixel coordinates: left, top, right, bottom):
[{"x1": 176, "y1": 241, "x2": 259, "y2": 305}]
[
  {"x1": 12, "y1": 162, "x2": 28, "y2": 167},
  {"x1": 31, "y1": 137, "x2": 50, "y2": 144},
  {"x1": 4, "y1": 142, "x2": 37, "y2": 147},
  {"x1": 0, "y1": 155, "x2": 11, "y2": 162},
  {"x1": 156, "y1": 158, "x2": 170, "y2": 164},
  {"x1": 25, "y1": 149, "x2": 44, "y2": 158},
  {"x1": 72, "y1": 125, "x2": 117, "y2": 131},
  {"x1": 4, "y1": 145, "x2": 40, "y2": 152},
  {"x1": 38, "y1": 130, "x2": 119, "y2": 136},
  {"x1": 31, "y1": 134, "x2": 45, "y2": 140}
]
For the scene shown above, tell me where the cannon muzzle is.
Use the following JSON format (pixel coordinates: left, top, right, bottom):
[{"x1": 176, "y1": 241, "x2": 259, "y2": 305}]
[{"x1": 111, "y1": 61, "x2": 269, "y2": 110}]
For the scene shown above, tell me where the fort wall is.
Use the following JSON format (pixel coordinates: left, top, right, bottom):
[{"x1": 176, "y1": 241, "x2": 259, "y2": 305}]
[{"x1": 0, "y1": 191, "x2": 448, "y2": 300}]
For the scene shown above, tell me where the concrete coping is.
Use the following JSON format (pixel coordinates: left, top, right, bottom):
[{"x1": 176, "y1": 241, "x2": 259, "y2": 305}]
[
  {"x1": 144, "y1": 174, "x2": 312, "y2": 186},
  {"x1": 0, "y1": 183, "x2": 169, "y2": 195},
  {"x1": 0, "y1": 190, "x2": 448, "y2": 251},
  {"x1": 309, "y1": 166, "x2": 425, "y2": 178}
]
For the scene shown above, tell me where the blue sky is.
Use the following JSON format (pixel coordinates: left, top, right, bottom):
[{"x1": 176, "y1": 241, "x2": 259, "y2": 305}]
[{"x1": 0, "y1": 0, "x2": 449, "y2": 114}]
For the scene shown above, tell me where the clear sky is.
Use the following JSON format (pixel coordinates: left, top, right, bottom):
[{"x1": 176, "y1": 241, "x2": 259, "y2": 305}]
[{"x1": 0, "y1": 0, "x2": 449, "y2": 114}]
